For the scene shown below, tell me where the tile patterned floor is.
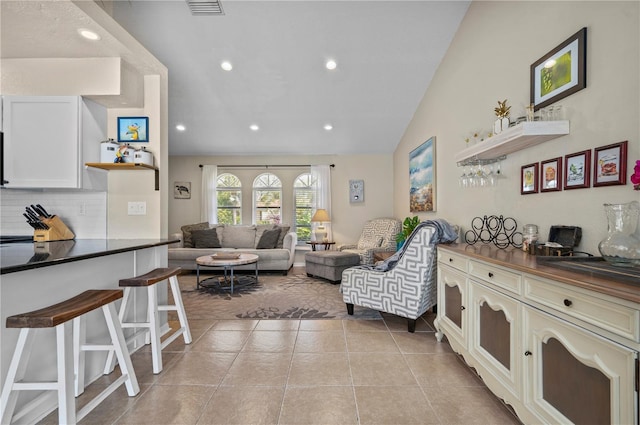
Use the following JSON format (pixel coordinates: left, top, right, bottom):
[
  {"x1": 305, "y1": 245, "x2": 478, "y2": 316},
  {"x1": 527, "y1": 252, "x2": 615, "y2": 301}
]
[{"x1": 41, "y1": 313, "x2": 521, "y2": 424}]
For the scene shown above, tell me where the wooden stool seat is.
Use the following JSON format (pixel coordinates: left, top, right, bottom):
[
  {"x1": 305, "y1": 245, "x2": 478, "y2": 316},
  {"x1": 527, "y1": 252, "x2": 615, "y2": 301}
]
[
  {"x1": 104, "y1": 266, "x2": 191, "y2": 375},
  {"x1": 1, "y1": 290, "x2": 139, "y2": 425},
  {"x1": 6, "y1": 289, "x2": 122, "y2": 328},
  {"x1": 119, "y1": 267, "x2": 181, "y2": 287}
]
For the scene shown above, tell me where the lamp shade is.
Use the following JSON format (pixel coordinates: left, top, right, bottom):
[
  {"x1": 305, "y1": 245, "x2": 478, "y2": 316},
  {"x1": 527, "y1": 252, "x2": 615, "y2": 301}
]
[{"x1": 311, "y1": 209, "x2": 330, "y2": 222}]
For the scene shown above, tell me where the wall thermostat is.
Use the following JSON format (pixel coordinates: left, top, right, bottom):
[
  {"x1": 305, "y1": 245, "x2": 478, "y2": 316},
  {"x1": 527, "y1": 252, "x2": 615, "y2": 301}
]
[{"x1": 349, "y1": 179, "x2": 364, "y2": 203}]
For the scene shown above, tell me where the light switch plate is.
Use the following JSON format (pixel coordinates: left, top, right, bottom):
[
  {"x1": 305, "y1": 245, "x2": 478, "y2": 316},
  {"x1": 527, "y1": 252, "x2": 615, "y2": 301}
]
[{"x1": 127, "y1": 201, "x2": 147, "y2": 215}]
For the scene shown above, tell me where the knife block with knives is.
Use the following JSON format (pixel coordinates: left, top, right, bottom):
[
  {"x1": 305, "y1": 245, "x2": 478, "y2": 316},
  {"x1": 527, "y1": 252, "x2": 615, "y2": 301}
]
[
  {"x1": 25, "y1": 204, "x2": 75, "y2": 242},
  {"x1": 33, "y1": 216, "x2": 75, "y2": 242}
]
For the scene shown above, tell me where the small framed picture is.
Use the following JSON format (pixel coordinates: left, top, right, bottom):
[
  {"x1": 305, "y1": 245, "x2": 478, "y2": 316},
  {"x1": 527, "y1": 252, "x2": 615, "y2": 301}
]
[
  {"x1": 564, "y1": 150, "x2": 591, "y2": 189},
  {"x1": 174, "y1": 181, "x2": 191, "y2": 199},
  {"x1": 117, "y1": 117, "x2": 149, "y2": 143},
  {"x1": 521, "y1": 163, "x2": 539, "y2": 194},
  {"x1": 593, "y1": 141, "x2": 628, "y2": 187},
  {"x1": 540, "y1": 157, "x2": 562, "y2": 192}
]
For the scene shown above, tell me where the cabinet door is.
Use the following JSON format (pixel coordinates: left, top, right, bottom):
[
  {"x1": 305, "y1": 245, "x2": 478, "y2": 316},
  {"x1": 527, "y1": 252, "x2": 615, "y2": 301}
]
[
  {"x1": 523, "y1": 306, "x2": 637, "y2": 425},
  {"x1": 469, "y1": 281, "x2": 521, "y2": 402},
  {"x1": 435, "y1": 265, "x2": 468, "y2": 352},
  {"x1": 3, "y1": 96, "x2": 81, "y2": 188}
]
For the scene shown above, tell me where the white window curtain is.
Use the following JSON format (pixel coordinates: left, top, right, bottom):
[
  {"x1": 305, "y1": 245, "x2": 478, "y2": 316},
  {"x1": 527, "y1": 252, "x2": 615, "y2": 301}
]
[
  {"x1": 311, "y1": 164, "x2": 332, "y2": 241},
  {"x1": 200, "y1": 165, "x2": 218, "y2": 224}
]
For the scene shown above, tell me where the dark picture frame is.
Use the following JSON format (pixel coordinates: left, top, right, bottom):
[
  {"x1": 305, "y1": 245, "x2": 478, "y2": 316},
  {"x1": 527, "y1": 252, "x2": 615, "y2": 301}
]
[
  {"x1": 593, "y1": 141, "x2": 628, "y2": 187},
  {"x1": 530, "y1": 27, "x2": 587, "y2": 111},
  {"x1": 521, "y1": 163, "x2": 539, "y2": 195},
  {"x1": 564, "y1": 150, "x2": 591, "y2": 189},
  {"x1": 117, "y1": 116, "x2": 149, "y2": 143},
  {"x1": 540, "y1": 157, "x2": 563, "y2": 192}
]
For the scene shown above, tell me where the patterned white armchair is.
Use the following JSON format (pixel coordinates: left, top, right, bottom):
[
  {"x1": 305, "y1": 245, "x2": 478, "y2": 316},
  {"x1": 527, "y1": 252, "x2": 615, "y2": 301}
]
[
  {"x1": 337, "y1": 218, "x2": 401, "y2": 265},
  {"x1": 340, "y1": 220, "x2": 458, "y2": 332}
]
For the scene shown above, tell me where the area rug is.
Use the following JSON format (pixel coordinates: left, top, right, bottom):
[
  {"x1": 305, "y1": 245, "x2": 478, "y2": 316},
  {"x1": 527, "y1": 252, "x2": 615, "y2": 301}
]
[{"x1": 175, "y1": 272, "x2": 382, "y2": 320}]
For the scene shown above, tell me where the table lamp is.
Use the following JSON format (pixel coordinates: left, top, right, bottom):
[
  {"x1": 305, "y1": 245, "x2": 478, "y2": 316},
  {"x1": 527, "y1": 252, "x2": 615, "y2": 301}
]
[{"x1": 311, "y1": 209, "x2": 330, "y2": 242}]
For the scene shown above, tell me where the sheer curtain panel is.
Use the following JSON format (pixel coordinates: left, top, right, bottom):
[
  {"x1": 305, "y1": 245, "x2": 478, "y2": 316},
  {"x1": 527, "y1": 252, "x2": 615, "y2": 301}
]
[
  {"x1": 311, "y1": 164, "x2": 332, "y2": 241},
  {"x1": 200, "y1": 165, "x2": 217, "y2": 224}
]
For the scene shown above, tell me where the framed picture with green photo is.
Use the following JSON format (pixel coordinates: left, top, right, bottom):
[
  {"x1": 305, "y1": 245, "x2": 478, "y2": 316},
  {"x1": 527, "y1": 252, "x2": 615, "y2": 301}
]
[
  {"x1": 531, "y1": 27, "x2": 587, "y2": 111},
  {"x1": 521, "y1": 162, "x2": 539, "y2": 195}
]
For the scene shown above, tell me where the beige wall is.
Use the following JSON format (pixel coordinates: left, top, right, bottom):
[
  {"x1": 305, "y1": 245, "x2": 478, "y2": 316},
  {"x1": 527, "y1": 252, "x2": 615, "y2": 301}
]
[
  {"x1": 168, "y1": 154, "x2": 394, "y2": 244},
  {"x1": 394, "y1": 1, "x2": 639, "y2": 254}
]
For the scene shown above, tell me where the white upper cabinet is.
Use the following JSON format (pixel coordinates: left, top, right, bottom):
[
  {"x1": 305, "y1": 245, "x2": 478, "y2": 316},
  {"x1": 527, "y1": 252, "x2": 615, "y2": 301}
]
[{"x1": 3, "y1": 96, "x2": 81, "y2": 188}]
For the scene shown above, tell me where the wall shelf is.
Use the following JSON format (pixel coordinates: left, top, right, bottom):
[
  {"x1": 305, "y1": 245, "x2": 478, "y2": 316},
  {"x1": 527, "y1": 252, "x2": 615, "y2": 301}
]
[
  {"x1": 85, "y1": 163, "x2": 159, "y2": 190},
  {"x1": 456, "y1": 121, "x2": 570, "y2": 166}
]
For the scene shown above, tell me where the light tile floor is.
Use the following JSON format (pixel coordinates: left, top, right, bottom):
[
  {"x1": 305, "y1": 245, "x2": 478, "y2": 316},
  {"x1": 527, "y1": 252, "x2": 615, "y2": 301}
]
[{"x1": 41, "y1": 313, "x2": 522, "y2": 424}]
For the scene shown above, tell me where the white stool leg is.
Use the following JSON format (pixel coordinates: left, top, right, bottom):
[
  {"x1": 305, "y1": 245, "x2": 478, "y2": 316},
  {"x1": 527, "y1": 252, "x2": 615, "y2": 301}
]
[
  {"x1": 1, "y1": 329, "x2": 35, "y2": 424},
  {"x1": 169, "y1": 275, "x2": 192, "y2": 344},
  {"x1": 148, "y1": 285, "x2": 163, "y2": 374},
  {"x1": 73, "y1": 316, "x2": 86, "y2": 397},
  {"x1": 102, "y1": 303, "x2": 140, "y2": 396},
  {"x1": 56, "y1": 322, "x2": 77, "y2": 425},
  {"x1": 103, "y1": 287, "x2": 132, "y2": 375}
]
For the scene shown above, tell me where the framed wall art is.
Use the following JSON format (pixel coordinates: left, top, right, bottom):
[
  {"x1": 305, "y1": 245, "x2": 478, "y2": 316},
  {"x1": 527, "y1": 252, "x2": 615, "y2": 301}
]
[
  {"x1": 540, "y1": 157, "x2": 562, "y2": 192},
  {"x1": 174, "y1": 181, "x2": 191, "y2": 199},
  {"x1": 349, "y1": 179, "x2": 364, "y2": 203},
  {"x1": 521, "y1": 163, "x2": 539, "y2": 195},
  {"x1": 117, "y1": 116, "x2": 149, "y2": 143},
  {"x1": 530, "y1": 27, "x2": 587, "y2": 111},
  {"x1": 564, "y1": 150, "x2": 591, "y2": 189},
  {"x1": 593, "y1": 141, "x2": 628, "y2": 187},
  {"x1": 409, "y1": 137, "x2": 435, "y2": 212}
]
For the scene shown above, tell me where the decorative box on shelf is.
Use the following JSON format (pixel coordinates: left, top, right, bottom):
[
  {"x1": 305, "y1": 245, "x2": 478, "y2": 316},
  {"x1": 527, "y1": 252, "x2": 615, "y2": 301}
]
[{"x1": 456, "y1": 121, "x2": 569, "y2": 166}]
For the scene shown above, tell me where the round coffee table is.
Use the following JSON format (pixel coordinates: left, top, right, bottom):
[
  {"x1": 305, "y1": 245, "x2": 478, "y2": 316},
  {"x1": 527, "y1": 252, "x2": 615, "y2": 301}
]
[{"x1": 195, "y1": 253, "x2": 259, "y2": 293}]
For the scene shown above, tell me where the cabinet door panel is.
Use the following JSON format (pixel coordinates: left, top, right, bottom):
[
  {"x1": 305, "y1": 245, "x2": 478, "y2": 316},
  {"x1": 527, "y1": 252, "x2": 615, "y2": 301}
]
[
  {"x1": 3, "y1": 96, "x2": 80, "y2": 188},
  {"x1": 436, "y1": 265, "x2": 467, "y2": 351},
  {"x1": 524, "y1": 306, "x2": 636, "y2": 425}
]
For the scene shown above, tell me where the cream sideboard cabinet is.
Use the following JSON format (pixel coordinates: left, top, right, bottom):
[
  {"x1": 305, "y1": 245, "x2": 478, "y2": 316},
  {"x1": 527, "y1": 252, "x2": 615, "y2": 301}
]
[
  {"x1": 2, "y1": 96, "x2": 82, "y2": 188},
  {"x1": 434, "y1": 244, "x2": 639, "y2": 425}
]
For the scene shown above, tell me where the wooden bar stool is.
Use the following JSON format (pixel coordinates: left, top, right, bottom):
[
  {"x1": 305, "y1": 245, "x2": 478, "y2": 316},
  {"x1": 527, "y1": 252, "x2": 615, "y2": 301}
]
[
  {"x1": 104, "y1": 267, "x2": 192, "y2": 375},
  {"x1": 0, "y1": 290, "x2": 139, "y2": 425}
]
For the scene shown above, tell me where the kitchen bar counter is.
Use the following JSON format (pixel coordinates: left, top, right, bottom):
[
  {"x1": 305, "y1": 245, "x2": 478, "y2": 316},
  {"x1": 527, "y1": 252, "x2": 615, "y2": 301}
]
[
  {"x1": 1, "y1": 238, "x2": 178, "y2": 274},
  {"x1": 439, "y1": 243, "x2": 640, "y2": 304},
  {"x1": 1, "y1": 238, "x2": 176, "y2": 423}
]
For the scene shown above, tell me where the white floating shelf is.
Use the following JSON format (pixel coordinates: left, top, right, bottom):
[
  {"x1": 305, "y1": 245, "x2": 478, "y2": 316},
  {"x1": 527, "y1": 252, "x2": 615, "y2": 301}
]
[{"x1": 455, "y1": 121, "x2": 570, "y2": 164}]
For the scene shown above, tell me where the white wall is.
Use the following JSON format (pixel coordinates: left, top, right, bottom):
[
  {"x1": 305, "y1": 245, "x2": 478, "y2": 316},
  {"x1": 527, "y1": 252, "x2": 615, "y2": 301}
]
[
  {"x1": 394, "y1": 1, "x2": 639, "y2": 254},
  {"x1": 168, "y1": 154, "x2": 394, "y2": 244}
]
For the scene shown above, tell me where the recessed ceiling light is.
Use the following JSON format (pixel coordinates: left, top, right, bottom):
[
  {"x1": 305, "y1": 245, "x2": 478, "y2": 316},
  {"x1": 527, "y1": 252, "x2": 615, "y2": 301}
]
[
  {"x1": 221, "y1": 61, "x2": 233, "y2": 71},
  {"x1": 325, "y1": 59, "x2": 337, "y2": 70},
  {"x1": 324, "y1": 124, "x2": 333, "y2": 131},
  {"x1": 250, "y1": 124, "x2": 259, "y2": 131},
  {"x1": 78, "y1": 29, "x2": 100, "y2": 41},
  {"x1": 176, "y1": 124, "x2": 186, "y2": 131}
]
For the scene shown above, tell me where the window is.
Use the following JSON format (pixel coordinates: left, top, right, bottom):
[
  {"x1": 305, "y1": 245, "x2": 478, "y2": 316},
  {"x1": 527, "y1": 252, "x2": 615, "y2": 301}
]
[
  {"x1": 294, "y1": 173, "x2": 316, "y2": 241},
  {"x1": 253, "y1": 173, "x2": 281, "y2": 224},
  {"x1": 216, "y1": 173, "x2": 242, "y2": 224}
]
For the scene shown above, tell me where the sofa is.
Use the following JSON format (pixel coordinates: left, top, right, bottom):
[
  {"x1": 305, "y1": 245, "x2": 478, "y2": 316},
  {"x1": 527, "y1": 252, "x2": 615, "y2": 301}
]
[{"x1": 168, "y1": 223, "x2": 297, "y2": 274}]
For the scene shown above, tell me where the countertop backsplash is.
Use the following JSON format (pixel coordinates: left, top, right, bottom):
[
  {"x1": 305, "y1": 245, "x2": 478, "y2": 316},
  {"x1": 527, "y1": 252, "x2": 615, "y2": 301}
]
[{"x1": 0, "y1": 190, "x2": 107, "y2": 238}]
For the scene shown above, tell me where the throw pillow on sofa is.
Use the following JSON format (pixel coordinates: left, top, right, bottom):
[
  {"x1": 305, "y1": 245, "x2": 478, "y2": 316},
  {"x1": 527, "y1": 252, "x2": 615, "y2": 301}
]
[
  {"x1": 256, "y1": 228, "x2": 280, "y2": 249},
  {"x1": 181, "y1": 222, "x2": 209, "y2": 248},
  {"x1": 275, "y1": 225, "x2": 290, "y2": 248},
  {"x1": 192, "y1": 228, "x2": 222, "y2": 248}
]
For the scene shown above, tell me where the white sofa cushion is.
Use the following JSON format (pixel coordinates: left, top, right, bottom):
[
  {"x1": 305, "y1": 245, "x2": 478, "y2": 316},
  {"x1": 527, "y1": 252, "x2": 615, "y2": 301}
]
[{"x1": 222, "y1": 225, "x2": 256, "y2": 248}]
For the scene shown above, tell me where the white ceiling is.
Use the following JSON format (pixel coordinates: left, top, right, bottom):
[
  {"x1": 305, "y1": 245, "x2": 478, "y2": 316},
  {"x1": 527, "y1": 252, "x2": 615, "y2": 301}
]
[{"x1": 2, "y1": 0, "x2": 470, "y2": 157}]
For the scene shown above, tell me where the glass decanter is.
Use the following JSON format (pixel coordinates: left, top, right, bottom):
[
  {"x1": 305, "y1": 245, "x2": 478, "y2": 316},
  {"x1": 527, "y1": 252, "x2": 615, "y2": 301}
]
[{"x1": 598, "y1": 201, "x2": 640, "y2": 267}]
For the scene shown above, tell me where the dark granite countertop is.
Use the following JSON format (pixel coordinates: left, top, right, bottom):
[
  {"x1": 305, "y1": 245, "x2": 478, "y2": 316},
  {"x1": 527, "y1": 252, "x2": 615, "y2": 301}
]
[{"x1": 1, "y1": 239, "x2": 178, "y2": 274}]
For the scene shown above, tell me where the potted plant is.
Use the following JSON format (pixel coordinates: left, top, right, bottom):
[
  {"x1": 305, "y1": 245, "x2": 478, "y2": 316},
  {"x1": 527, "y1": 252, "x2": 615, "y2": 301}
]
[{"x1": 396, "y1": 216, "x2": 420, "y2": 249}]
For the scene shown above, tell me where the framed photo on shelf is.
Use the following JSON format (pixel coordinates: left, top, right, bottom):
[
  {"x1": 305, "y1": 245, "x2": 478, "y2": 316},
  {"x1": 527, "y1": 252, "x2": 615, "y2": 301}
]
[
  {"x1": 540, "y1": 157, "x2": 562, "y2": 192},
  {"x1": 521, "y1": 163, "x2": 539, "y2": 195},
  {"x1": 564, "y1": 150, "x2": 591, "y2": 189},
  {"x1": 530, "y1": 27, "x2": 587, "y2": 110},
  {"x1": 117, "y1": 116, "x2": 149, "y2": 143},
  {"x1": 593, "y1": 141, "x2": 628, "y2": 187}
]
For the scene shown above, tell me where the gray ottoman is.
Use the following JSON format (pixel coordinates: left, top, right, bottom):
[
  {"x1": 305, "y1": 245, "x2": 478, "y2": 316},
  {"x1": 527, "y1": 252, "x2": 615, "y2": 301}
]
[{"x1": 305, "y1": 251, "x2": 361, "y2": 283}]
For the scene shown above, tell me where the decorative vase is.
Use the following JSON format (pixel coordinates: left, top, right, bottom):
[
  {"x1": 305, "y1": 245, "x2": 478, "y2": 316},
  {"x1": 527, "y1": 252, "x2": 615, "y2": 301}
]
[{"x1": 597, "y1": 201, "x2": 640, "y2": 267}]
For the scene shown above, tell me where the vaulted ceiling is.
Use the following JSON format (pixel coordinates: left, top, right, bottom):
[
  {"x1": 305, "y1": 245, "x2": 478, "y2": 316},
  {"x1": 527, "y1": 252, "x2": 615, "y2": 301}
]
[{"x1": 2, "y1": 0, "x2": 470, "y2": 156}]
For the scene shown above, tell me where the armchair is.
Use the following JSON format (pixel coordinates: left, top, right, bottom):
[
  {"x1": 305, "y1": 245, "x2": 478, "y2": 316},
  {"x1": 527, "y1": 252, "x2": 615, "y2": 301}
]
[
  {"x1": 340, "y1": 220, "x2": 458, "y2": 332},
  {"x1": 337, "y1": 218, "x2": 401, "y2": 265}
]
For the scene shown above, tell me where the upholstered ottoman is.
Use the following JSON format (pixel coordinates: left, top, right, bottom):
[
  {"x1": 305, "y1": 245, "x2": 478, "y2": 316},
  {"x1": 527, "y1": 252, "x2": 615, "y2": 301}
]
[{"x1": 305, "y1": 251, "x2": 361, "y2": 283}]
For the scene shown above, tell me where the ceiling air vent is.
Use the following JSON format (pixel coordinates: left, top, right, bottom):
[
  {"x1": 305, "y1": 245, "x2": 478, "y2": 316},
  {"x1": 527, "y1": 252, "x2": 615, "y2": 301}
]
[{"x1": 186, "y1": 0, "x2": 224, "y2": 15}]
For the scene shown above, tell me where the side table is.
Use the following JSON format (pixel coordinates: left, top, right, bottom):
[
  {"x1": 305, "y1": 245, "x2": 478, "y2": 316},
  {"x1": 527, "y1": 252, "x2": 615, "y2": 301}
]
[{"x1": 306, "y1": 241, "x2": 336, "y2": 251}]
